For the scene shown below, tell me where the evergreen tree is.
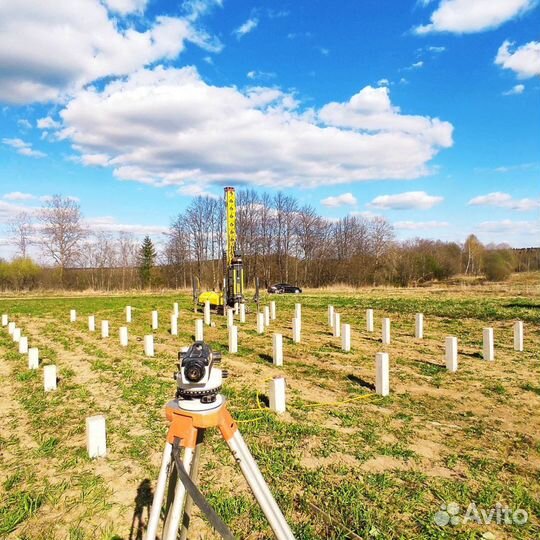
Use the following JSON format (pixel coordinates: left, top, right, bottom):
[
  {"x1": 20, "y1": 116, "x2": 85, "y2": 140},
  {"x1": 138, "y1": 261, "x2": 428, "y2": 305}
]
[{"x1": 139, "y1": 236, "x2": 156, "y2": 288}]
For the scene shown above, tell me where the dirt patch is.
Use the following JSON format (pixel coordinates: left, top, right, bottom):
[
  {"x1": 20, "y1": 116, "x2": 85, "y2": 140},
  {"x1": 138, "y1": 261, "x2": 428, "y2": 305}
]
[
  {"x1": 301, "y1": 451, "x2": 360, "y2": 470},
  {"x1": 360, "y1": 455, "x2": 414, "y2": 473}
]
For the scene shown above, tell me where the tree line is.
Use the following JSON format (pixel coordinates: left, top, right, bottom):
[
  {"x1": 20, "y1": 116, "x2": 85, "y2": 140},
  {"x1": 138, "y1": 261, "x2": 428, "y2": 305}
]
[{"x1": 0, "y1": 192, "x2": 538, "y2": 291}]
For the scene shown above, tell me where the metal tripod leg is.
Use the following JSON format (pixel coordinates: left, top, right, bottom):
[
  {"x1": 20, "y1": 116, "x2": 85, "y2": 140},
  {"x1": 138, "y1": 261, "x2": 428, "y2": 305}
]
[
  {"x1": 179, "y1": 430, "x2": 204, "y2": 540},
  {"x1": 162, "y1": 444, "x2": 195, "y2": 540},
  {"x1": 145, "y1": 442, "x2": 173, "y2": 540},
  {"x1": 226, "y1": 430, "x2": 295, "y2": 540}
]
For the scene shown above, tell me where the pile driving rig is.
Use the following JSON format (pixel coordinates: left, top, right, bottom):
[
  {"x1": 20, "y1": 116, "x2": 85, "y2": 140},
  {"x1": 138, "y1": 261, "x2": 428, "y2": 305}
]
[{"x1": 198, "y1": 187, "x2": 245, "y2": 312}]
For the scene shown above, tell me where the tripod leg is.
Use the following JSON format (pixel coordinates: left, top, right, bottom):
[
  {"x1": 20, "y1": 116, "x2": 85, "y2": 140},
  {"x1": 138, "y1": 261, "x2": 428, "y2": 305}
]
[
  {"x1": 226, "y1": 430, "x2": 295, "y2": 540},
  {"x1": 179, "y1": 430, "x2": 205, "y2": 540},
  {"x1": 145, "y1": 442, "x2": 173, "y2": 540},
  {"x1": 162, "y1": 444, "x2": 195, "y2": 540}
]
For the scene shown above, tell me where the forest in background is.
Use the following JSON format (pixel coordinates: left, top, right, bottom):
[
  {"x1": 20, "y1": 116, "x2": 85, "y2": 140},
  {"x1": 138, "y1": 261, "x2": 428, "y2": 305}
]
[{"x1": 1, "y1": 191, "x2": 539, "y2": 291}]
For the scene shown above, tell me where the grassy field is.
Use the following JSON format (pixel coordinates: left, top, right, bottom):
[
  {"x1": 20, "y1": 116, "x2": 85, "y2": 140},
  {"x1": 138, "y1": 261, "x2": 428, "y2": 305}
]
[{"x1": 1, "y1": 282, "x2": 540, "y2": 539}]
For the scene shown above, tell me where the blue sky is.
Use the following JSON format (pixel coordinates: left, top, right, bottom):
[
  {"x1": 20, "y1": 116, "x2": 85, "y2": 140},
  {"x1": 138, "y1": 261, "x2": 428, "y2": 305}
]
[{"x1": 0, "y1": 0, "x2": 539, "y2": 258}]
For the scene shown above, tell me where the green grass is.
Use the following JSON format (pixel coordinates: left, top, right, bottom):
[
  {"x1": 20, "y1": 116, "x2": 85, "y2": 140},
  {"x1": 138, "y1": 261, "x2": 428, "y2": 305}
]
[{"x1": 0, "y1": 288, "x2": 539, "y2": 538}]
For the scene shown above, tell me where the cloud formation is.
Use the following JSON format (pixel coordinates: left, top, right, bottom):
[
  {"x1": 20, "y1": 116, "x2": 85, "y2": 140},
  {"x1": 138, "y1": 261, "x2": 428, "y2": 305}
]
[
  {"x1": 478, "y1": 219, "x2": 539, "y2": 234},
  {"x1": 37, "y1": 117, "x2": 61, "y2": 129},
  {"x1": 103, "y1": 0, "x2": 147, "y2": 15},
  {"x1": 319, "y1": 86, "x2": 453, "y2": 148},
  {"x1": 495, "y1": 40, "x2": 540, "y2": 79},
  {"x1": 0, "y1": 0, "x2": 221, "y2": 104},
  {"x1": 503, "y1": 84, "x2": 525, "y2": 95},
  {"x1": 321, "y1": 193, "x2": 358, "y2": 208},
  {"x1": 368, "y1": 191, "x2": 444, "y2": 210},
  {"x1": 2, "y1": 138, "x2": 46, "y2": 158},
  {"x1": 0, "y1": 200, "x2": 34, "y2": 222},
  {"x1": 87, "y1": 216, "x2": 168, "y2": 235},
  {"x1": 415, "y1": 0, "x2": 536, "y2": 34},
  {"x1": 182, "y1": 0, "x2": 223, "y2": 22},
  {"x1": 3, "y1": 192, "x2": 35, "y2": 201},
  {"x1": 468, "y1": 192, "x2": 540, "y2": 211},
  {"x1": 233, "y1": 17, "x2": 258, "y2": 39},
  {"x1": 247, "y1": 70, "x2": 277, "y2": 80},
  {"x1": 394, "y1": 220, "x2": 449, "y2": 230},
  {"x1": 55, "y1": 66, "x2": 453, "y2": 190}
]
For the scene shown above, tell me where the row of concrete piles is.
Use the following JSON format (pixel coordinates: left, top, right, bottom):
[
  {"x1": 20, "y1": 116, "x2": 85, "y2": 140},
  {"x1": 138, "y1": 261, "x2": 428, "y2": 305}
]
[
  {"x1": 327, "y1": 305, "x2": 525, "y2": 394},
  {"x1": 1, "y1": 313, "x2": 57, "y2": 391}
]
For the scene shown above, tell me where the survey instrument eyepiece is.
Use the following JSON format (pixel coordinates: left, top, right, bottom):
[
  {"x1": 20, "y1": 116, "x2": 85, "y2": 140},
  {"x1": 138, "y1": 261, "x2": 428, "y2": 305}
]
[{"x1": 176, "y1": 341, "x2": 223, "y2": 401}]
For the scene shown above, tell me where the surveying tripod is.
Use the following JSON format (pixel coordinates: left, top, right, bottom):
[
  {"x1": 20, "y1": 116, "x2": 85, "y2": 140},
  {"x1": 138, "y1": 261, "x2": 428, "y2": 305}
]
[{"x1": 145, "y1": 342, "x2": 295, "y2": 540}]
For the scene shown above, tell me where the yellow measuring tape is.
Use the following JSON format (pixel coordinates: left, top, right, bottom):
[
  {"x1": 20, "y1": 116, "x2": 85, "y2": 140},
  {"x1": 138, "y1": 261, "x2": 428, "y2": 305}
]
[{"x1": 234, "y1": 379, "x2": 381, "y2": 423}]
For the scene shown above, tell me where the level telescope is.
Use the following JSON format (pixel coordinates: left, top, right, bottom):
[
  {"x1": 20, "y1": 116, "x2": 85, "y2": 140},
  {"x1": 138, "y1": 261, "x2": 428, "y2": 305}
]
[{"x1": 145, "y1": 341, "x2": 295, "y2": 540}]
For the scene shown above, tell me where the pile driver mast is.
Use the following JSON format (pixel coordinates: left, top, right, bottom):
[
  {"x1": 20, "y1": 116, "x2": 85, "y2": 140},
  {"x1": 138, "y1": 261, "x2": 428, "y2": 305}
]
[{"x1": 224, "y1": 187, "x2": 245, "y2": 308}]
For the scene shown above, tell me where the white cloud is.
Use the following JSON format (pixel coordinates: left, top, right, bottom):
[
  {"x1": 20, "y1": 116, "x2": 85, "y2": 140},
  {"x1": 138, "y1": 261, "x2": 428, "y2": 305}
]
[
  {"x1": 468, "y1": 192, "x2": 540, "y2": 211},
  {"x1": 321, "y1": 193, "x2": 358, "y2": 208},
  {"x1": 2, "y1": 137, "x2": 46, "y2": 158},
  {"x1": 177, "y1": 184, "x2": 218, "y2": 198},
  {"x1": 349, "y1": 210, "x2": 381, "y2": 219},
  {"x1": 503, "y1": 84, "x2": 525, "y2": 95},
  {"x1": 183, "y1": 0, "x2": 223, "y2": 22},
  {"x1": 477, "y1": 219, "x2": 539, "y2": 234},
  {"x1": 72, "y1": 153, "x2": 110, "y2": 166},
  {"x1": 368, "y1": 191, "x2": 443, "y2": 210},
  {"x1": 318, "y1": 47, "x2": 330, "y2": 56},
  {"x1": 493, "y1": 162, "x2": 538, "y2": 173},
  {"x1": 87, "y1": 216, "x2": 168, "y2": 235},
  {"x1": 0, "y1": 0, "x2": 222, "y2": 105},
  {"x1": 103, "y1": 0, "x2": 147, "y2": 15},
  {"x1": 410, "y1": 61, "x2": 424, "y2": 69},
  {"x1": 247, "y1": 70, "x2": 276, "y2": 80},
  {"x1": 38, "y1": 194, "x2": 80, "y2": 203},
  {"x1": 394, "y1": 220, "x2": 449, "y2": 230},
  {"x1": 3, "y1": 192, "x2": 35, "y2": 201},
  {"x1": 57, "y1": 66, "x2": 454, "y2": 189},
  {"x1": 415, "y1": 0, "x2": 536, "y2": 34},
  {"x1": 428, "y1": 45, "x2": 446, "y2": 53},
  {"x1": 267, "y1": 9, "x2": 289, "y2": 18},
  {"x1": 233, "y1": 17, "x2": 258, "y2": 39},
  {"x1": 495, "y1": 40, "x2": 540, "y2": 79},
  {"x1": 0, "y1": 200, "x2": 36, "y2": 222},
  {"x1": 377, "y1": 78, "x2": 390, "y2": 86},
  {"x1": 319, "y1": 85, "x2": 453, "y2": 148},
  {"x1": 37, "y1": 116, "x2": 61, "y2": 129},
  {"x1": 17, "y1": 119, "x2": 32, "y2": 129}
]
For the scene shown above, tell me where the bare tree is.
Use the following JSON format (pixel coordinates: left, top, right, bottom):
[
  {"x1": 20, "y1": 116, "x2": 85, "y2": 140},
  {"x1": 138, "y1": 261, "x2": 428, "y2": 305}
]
[
  {"x1": 185, "y1": 197, "x2": 211, "y2": 283},
  {"x1": 166, "y1": 216, "x2": 191, "y2": 288},
  {"x1": 117, "y1": 232, "x2": 139, "y2": 289},
  {"x1": 38, "y1": 195, "x2": 86, "y2": 284},
  {"x1": 9, "y1": 212, "x2": 33, "y2": 258},
  {"x1": 237, "y1": 189, "x2": 262, "y2": 280},
  {"x1": 81, "y1": 232, "x2": 117, "y2": 290}
]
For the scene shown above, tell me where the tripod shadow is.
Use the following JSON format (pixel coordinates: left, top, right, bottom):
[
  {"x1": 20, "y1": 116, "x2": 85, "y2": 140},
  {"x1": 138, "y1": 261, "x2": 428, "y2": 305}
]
[
  {"x1": 258, "y1": 353, "x2": 273, "y2": 364},
  {"x1": 347, "y1": 374, "x2": 375, "y2": 391},
  {"x1": 129, "y1": 479, "x2": 154, "y2": 540},
  {"x1": 415, "y1": 358, "x2": 446, "y2": 369},
  {"x1": 462, "y1": 351, "x2": 482, "y2": 359}
]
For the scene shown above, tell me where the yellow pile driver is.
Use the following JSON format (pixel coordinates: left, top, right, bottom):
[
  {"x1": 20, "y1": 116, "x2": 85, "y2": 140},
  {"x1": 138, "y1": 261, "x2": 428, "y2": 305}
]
[{"x1": 198, "y1": 187, "x2": 245, "y2": 311}]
